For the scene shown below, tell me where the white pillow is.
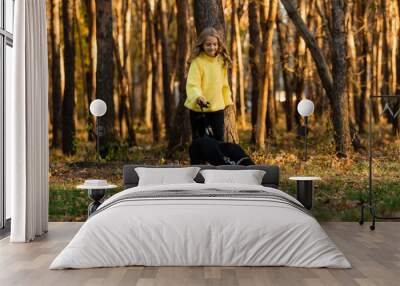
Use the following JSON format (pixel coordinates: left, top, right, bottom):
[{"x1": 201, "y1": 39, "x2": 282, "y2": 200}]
[
  {"x1": 135, "y1": 167, "x2": 201, "y2": 186},
  {"x1": 200, "y1": 169, "x2": 265, "y2": 185}
]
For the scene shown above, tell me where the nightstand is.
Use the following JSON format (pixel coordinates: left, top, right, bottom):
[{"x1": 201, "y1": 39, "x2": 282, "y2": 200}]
[
  {"x1": 77, "y1": 180, "x2": 117, "y2": 216},
  {"x1": 289, "y1": 176, "x2": 321, "y2": 210}
]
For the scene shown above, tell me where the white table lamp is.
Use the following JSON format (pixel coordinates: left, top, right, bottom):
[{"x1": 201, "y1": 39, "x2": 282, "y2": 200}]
[
  {"x1": 297, "y1": 99, "x2": 314, "y2": 161},
  {"x1": 89, "y1": 99, "x2": 107, "y2": 161},
  {"x1": 90, "y1": 99, "x2": 107, "y2": 117}
]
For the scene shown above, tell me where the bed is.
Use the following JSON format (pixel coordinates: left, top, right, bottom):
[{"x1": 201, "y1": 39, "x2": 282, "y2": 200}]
[{"x1": 50, "y1": 165, "x2": 351, "y2": 269}]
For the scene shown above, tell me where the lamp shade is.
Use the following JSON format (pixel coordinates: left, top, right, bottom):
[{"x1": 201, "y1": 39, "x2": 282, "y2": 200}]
[
  {"x1": 89, "y1": 99, "x2": 107, "y2": 117},
  {"x1": 297, "y1": 99, "x2": 314, "y2": 117}
]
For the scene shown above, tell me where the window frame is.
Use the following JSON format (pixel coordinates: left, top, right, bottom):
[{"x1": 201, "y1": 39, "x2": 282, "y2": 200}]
[{"x1": 0, "y1": 0, "x2": 13, "y2": 232}]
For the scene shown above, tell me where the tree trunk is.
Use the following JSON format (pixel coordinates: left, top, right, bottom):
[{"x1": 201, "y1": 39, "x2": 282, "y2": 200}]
[
  {"x1": 229, "y1": 0, "x2": 245, "y2": 128},
  {"x1": 167, "y1": 0, "x2": 191, "y2": 154},
  {"x1": 357, "y1": 0, "x2": 371, "y2": 133},
  {"x1": 155, "y1": 10, "x2": 164, "y2": 141},
  {"x1": 266, "y1": 47, "x2": 276, "y2": 139},
  {"x1": 115, "y1": 0, "x2": 127, "y2": 138},
  {"x1": 85, "y1": 0, "x2": 96, "y2": 141},
  {"x1": 390, "y1": 1, "x2": 400, "y2": 134},
  {"x1": 276, "y1": 17, "x2": 293, "y2": 132},
  {"x1": 193, "y1": 0, "x2": 226, "y2": 34},
  {"x1": 50, "y1": 0, "x2": 62, "y2": 148},
  {"x1": 255, "y1": 0, "x2": 278, "y2": 150},
  {"x1": 248, "y1": 0, "x2": 261, "y2": 143},
  {"x1": 389, "y1": 1, "x2": 398, "y2": 97},
  {"x1": 159, "y1": 0, "x2": 174, "y2": 139},
  {"x1": 96, "y1": 0, "x2": 115, "y2": 154},
  {"x1": 372, "y1": 8, "x2": 381, "y2": 123},
  {"x1": 234, "y1": 1, "x2": 246, "y2": 127},
  {"x1": 75, "y1": 4, "x2": 89, "y2": 131},
  {"x1": 381, "y1": 0, "x2": 389, "y2": 98},
  {"x1": 141, "y1": 1, "x2": 152, "y2": 129},
  {"x1": 345, "y1": 1, "x2": 358, "y2": 126},
  {"x1": 144, "y1": 48, "x2": 153, "y2": 129},
  {"x1": 62, "y1": 0, "x2": 76, "y2": 155},
  {"x1": 138, "y1": 1, "x2": 151, "y2": 127},
  {"x1": 230, "y1": 1, "x2": 238, "y2": 112},
  {"x1": 145, "y1": 0, "x2": 161, "y2": 142},
  {"x1": 193, "y1": 0, "x2": 239, "y2": 143},
  {"x1": 331, "y1": 0, "x2": 351, "y2": 156}
]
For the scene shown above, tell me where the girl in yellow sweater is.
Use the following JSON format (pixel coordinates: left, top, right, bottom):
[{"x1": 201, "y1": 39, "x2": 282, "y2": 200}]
[{"x1": 185, "y1": 27, "x2": 233, "y2": 141}]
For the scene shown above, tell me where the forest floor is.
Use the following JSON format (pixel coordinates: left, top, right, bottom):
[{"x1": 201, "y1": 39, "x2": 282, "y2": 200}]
[{"x1": 49, "y1": 121, "x2": 400, "y2": 222}]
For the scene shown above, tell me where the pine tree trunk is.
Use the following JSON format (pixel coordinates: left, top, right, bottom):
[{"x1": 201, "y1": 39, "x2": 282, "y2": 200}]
[
  {"x1": 358, "y1": 0, "x2": 371, "y2": 133},
  {"x1": 85, "y1": 0, "x2": 96, "y2": 141},
  {"x1": 230, "y1": 1, "x2": 238, "y2": 112},
  {"x1": 390, "y1": 1, "x2": 400, "y2": 134},
  {"x1": 266, "y1": 49, "x2": 276, "y2": 139},
  {"x1": 381, "y1": 0, "x2": 389, "y2": 98},
  {"x1": 127, "y1": 1, "x2": 136, "y2": 120},
  {"x1": 75, "y1": 4, "x2": 89, "y2": 132},
  {"x1": 138, "y1": 2, "x2": 150, "y2": 126},
  {"x1": 145, "y1": 50, "x2": 153, "y2": 129},
  {"x1": 372, "y1": 9, "x2": 382, "y2": 123},
  {"x1": 389, "y1": 1, "x2": 398, "y2": 97},
  {"x1": 255, "y1": 0, "x2": 277, "y2": 150},
  {"x1": 234, "y1": 1, "x2": 246, "y2": 127},
  {"x1": 50, "y1": 0, "x2": 62, "y2": 148},
  {"x1": 193, "y1": 0, "x2": 239, "y2": 143},
  {"x1": 276, "y1": 17, "x2": 293, "y2": 132},
  {"x1": 62, "y1": 0, "x2": 76, "y2": 155},
  {"x1": 155, "y1": 13, "x2": 164, "y2": 141},
  {"x1": 96, "y1": 0, "x2": 115, "y2": 155},
  {"x1": 140, "y1": 1, "x2": 152, "y2": 128},
  {"x1": 159, "y1": 0, "x2": 174, "y2": 139},
  {"x1": 331, "y1": 0, "x2": 351, "y2": 157},
  {"x1": 145, "y1": 0, "x2": 161, "y2": 142},
  {"x1": 167, "y1": 0, "x2": 191, "y2": 154},
  {"x1": 248, "y1": 0, "x2": 261, "y2": 143},
  {"x1": 345, "y1": 1, "x2": 358, "y2": 127}
]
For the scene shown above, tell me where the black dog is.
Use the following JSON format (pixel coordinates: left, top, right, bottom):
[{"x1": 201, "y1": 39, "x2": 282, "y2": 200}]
[{"x1": 189, "y1": 137, "x2": 254, "y2": 166}]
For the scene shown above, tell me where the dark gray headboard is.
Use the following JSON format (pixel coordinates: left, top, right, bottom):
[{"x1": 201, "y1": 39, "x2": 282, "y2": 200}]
[{"x1": 123, "y1": 165, "x2": 280, "y2": 189}]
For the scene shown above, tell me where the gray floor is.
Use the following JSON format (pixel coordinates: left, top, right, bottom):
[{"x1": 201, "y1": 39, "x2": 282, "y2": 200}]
[{"x1": 0, "y1": 222, "x2": 399, "y2": 286}]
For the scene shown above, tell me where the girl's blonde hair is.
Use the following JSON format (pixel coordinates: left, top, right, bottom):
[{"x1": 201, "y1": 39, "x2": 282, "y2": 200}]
[{"x1": 189, "y1": 27, "x2": 231, "y2": 67}]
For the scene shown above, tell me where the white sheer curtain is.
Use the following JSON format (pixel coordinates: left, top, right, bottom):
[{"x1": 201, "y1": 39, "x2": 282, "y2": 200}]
[{"x1": 8, "y1": 0, "x2": 49, "y2": 242}]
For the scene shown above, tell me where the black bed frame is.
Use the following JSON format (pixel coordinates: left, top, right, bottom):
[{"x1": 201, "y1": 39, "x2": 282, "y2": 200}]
[{"x1": 123, "y1": 165, "x2": 280, "y2": 190}]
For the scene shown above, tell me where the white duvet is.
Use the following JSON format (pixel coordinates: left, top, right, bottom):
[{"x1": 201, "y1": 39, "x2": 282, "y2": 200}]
[{"x1": 50, "y1": 183, "x2": 351, "y2": 269}]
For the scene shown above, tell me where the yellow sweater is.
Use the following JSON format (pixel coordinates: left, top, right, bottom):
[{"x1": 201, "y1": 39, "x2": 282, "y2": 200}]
[{"x1": 185, "y1": 52, "x2": 233, "y2": 112}]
